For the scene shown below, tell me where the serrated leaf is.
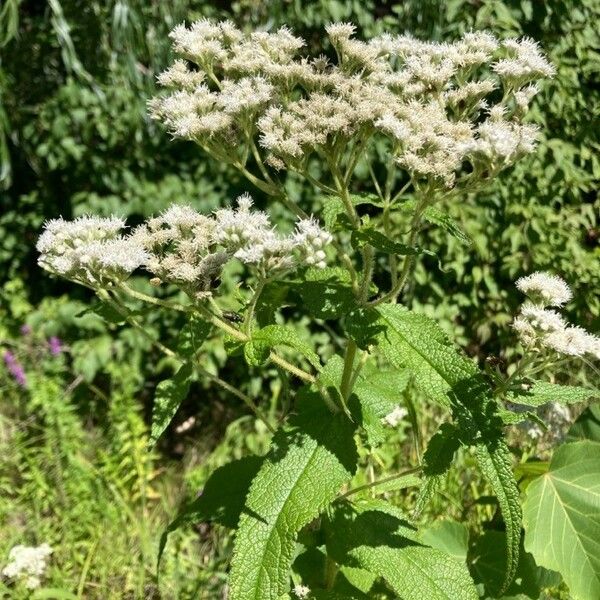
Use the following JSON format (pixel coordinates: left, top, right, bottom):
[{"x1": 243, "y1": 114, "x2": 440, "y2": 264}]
[
  {"x1": 346, "y1": 305, "x2": 521, "y2": 589},
  {"x1": 474, "y1": 439, "x2": 523, "y2": 595},
  {"x1": 350, "y1": 369, "x2": 410, "y2": 446},
  {"x1": 292, "y1": 267, "x2": 355, "y2": 320},
  {"x1": 322, "y1": 193, "x2": 381, "y2": 231},
  {"x1": 351, "y1": 228, "x2": 425, "y2": 256},
  {"x1": 176, "y1": 314, "x2": 211, "y2": 358},
  {"x1": 244, "y1": 324, "x2": 321, "y2": 370},
  {"x1": 256, "y1": 282, "x2": 289, "y2": 326},
  {"x1": 422, "y1": 205, "x2": 472, "y2": 245},
  {"x1": 149, "y1": 362, "x2": 193, "y2": 447},
  {"x1": 157, "y1": 457, "x2": 263, "y2": 572},
  {"x1": 415, "y1": 424, "x2": 461, "y2": 515},
  {"x1": 471, "y1": 530, "x2": 559, "y2": 600},
  {"x1": 228, "y1": 390, "x2": 358, "y2": 600},
  {"x1": 508, "y1": 381, "x2": 595, "y2": 408},
  {"x1": 346, "y1": 305, "x2": 479, "y2": 408},
  {"x1": 326, "y1": 500, "x2": 478, "y2": 600},
  {"x1": 523, "y1": 440, "x2": 600, "y2": 600}
]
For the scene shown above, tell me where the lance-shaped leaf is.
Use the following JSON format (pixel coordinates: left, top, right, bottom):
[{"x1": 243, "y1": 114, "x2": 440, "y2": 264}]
[
  {"x1": 523, "y1": 440, "x2": 600, "y2": 600},
  {"x1": 508, "y1": 381, "x2": 595, "y2": 408},
  {"x1": 176, "y1": 314, "x2": 212, "y2": 358},
  {"x1": 149, "y1": 362, "x2": 193, "y2": 447},
  {"x1": 326, "y1": 500, "x2": 478, "y2": 600},
  {"x1": 422, "y1": 205, "x2": 472, "y2": 245},
  {"x1": 157, "y1": 456, "x2": 263, "y2": 572},
  {"x1": 228, "y1": 390, "x2": 358, "y2": 600},
  {"x1": 474, "y1": 438, "x2": 523, "y2": 595},
  {"x1": 244, "y1": 324, "x2": 321, "y2": 371}
]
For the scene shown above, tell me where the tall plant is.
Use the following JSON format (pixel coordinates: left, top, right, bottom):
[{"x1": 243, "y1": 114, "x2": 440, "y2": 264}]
[{"x1": 36, "y1": 20, "x2": 599, "y2": 599}]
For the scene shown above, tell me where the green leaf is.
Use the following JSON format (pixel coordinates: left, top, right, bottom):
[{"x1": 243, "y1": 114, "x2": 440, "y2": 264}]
[
  {"x1": 420, "y1": 520, "x2": 469, "y2": 563},
  {"x1": 471, "y1": 529, "x2": 559, "y2": 600},
  {"x1": 244, "y1": 324, "x2": 321, "y2": 370},
  {"x1": 346, "y1": 305, "x2": 478, "y2": 409},
  {"x1": 508, "y1": 381, "x2": 595, "y2": 408},
  {"x1": 422, "y1": 205, "x2": 472, "y2": 245},
  {"x1": 157, "y1": 457, "x2": 263, "y2": 572},
  {"x1": 350, "y1": 369, "x2": 411, "y2": 446},
  {"x1": 292, "y1": 267, "x2": 355, "y2": 320},
  {"x1": 346, "y1": 305, "x2": 521, "y2": 589},
  {"x1": 523, "y1": 440, "x2": 600, "y2": 600},
  {"x1": 322, "y1": 193, "x2": 381, "y2": 231},
  {"x1": 228, "y1": 390, "x2": 358, "y2": 600},
  {"x1": 256, "y1": 281, "x2": 289, "y2": 326},
  {"x1": 326, "y1": 500, "x2": 479, "y2": 600},
  {"x1": 567, "y1": 403, "x2": 600, "y2": 442},
  {"x1": 351, "y1": 228, "x2": 424, "y2": 257},
  {"x1": 474, "y1": 439, "x2": 523, "y2": 595},
  {"x1": 149, "y1": 362, "x2": 193, "y2": 447},
  {"x1": 415, "y1": 424, "x2": 461, "y2": 515},
  {"x1": 176, "y1": 314, "x2": 211, "y2": 358}
]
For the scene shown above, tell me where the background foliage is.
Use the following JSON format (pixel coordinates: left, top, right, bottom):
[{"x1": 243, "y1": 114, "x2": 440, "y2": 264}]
[{"x1": 0, "y1": 0, "x2": 598, "y2": 598}]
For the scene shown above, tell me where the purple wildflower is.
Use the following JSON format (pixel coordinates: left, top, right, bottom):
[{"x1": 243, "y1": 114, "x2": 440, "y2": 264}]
[
  {"x1": 48, "y1": 336, "x2": 63, "y2": 356},
  {"x1": 3, "y1": 351, "x2": 27, "y2": 387},
  {"x1": 20, "y1": 324, "x2": 32, "y2": 336}
]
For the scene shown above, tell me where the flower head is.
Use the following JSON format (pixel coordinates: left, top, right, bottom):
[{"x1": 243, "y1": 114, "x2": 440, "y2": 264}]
[
  {"x1": 2, "y1": 544, "x2": 52, "y2": 590},
  {"x1": 516, "y1": 272, "x2": 572, "y2": 307}
]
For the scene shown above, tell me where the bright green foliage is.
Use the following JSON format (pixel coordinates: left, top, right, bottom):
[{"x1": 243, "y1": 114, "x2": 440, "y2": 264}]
[
  {"x1": 474, "y1": 441, "x2": 523, "y2": 594},
  {"x1": 508, "y1": 381, "x2": 595, "y2": 408},
  {"x1": 292, "y1": 267, "x2": 355, "y2": 320},
  {"x1": 567, "y1": 404, "x2": 600, "y2": 442},
  {"x1": 177, "y1": 315, "x2": 212, "y2": 359},
  {"x1": 523, "y1": 440, "x2": 600, "y2": 600},
  {"x1": 149, "y1": 362, "x2": 193, "y2": 447},
  {"x1": 420, "y1": 520, "x2": 469, "y2": 563},
  {"x1": 244, "y1": 324, "x2": 322, "y2": 370},
  {"x1": 347, "y1": 305, "x2": 522, "y2": 590},
  {"x1": 228, "y1": 390, "x2": 357, "y2": 600},
  {"x1": 326, "y1": 500, "x2": 479, "y2": 600}
]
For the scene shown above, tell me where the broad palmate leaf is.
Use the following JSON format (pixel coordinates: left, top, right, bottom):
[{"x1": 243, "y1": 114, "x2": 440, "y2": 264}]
[
  {"x1": 228, "y1": 389, "x2": 357, "y2": 600},
  {"x1": 326, "y1": 500, "x2": 478, "y2": 600},
  {"x1": 523, "y1": 440, "x2": 600, "y2": 600}
]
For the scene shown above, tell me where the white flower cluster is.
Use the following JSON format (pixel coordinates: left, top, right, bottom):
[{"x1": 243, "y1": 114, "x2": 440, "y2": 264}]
[
  {"x1": 2, "y1": 543, "x2": 53, "y2": 590},
  {"x1": 151, "y1": 21, "x2": 553, "y2": 187},
  {"x1": 36, "y1": 215, "x2": 149, "y2": 285},
  {"x1": 38, "y1": 197, "x2": 332, "y2": 296},
  {"x1": 513, "y1": 272, "x2": 599, "y2": 359}
]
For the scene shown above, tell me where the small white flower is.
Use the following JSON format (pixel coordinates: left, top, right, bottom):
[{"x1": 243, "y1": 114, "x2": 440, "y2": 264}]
[
  {"x1": 2, "y1": 543, "x2": 53, "y2": 589},
  {"x1": 516, "y1": 272, "x2": 572, "y2": 307},
  {"x1": 382, "y1": 405, "x2": 408, "y2": 427},
  {"x1": 293, "y1": 583, "x2": 311, "y2": 599}
]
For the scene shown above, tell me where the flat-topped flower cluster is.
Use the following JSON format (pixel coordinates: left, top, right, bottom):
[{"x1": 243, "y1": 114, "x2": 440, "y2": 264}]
[
  {"x1": 513, "y1": 272, "x2": 600, "y2": 360},
  {"x1": 150, "y1": 20, "x2": 553, "y2": 187},
  {"x1": 2, "y1": 543, "x2": 53, "y2": 590},
  {"x1": 37, "y1": 195, "x2": 331, "y2": 296}
]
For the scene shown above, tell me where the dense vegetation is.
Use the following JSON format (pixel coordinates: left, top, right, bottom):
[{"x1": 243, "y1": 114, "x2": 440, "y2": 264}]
[{"x1": 1, "y1": 1, "x2": 599, "y2": 599}]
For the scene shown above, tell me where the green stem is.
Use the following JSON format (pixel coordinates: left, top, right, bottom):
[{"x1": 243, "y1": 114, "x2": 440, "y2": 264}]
[
  {"x1": 244, "y1": 278, "x2": 267, "y2": 335},
  {"x1": 340, "y1": 466, "x2": 423, "y2": 499}
]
